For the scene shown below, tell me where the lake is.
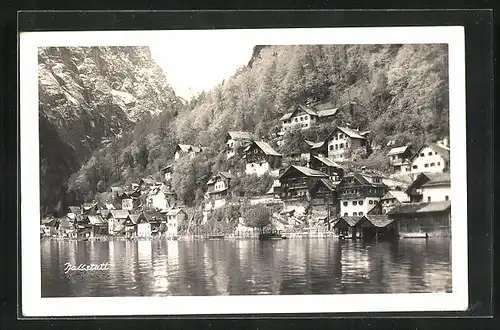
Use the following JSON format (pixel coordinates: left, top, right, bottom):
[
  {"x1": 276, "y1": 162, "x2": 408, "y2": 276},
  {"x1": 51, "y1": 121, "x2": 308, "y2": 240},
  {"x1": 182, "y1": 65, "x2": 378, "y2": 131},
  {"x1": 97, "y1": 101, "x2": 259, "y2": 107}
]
[{"x1": 41, "y1": 237, "x2": 452, "y2": 297}]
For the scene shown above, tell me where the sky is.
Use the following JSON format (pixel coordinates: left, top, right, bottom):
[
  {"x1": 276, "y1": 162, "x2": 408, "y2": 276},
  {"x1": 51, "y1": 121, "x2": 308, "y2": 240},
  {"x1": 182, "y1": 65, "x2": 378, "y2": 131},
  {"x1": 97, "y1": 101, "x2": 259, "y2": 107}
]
[{"x1": 150, "y1": 43, "x2": 255, "y2": 101}]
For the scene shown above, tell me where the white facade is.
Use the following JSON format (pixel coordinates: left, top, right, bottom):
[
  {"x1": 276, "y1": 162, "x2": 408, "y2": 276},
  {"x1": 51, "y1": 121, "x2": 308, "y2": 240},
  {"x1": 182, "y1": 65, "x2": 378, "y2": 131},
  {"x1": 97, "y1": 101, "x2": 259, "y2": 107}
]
[
  {"x1": 340, "y1": 197, "x2": 380, "y2": 217},
  {"x1": 167, "y1": 216, "x2": 179, "y2": 236},
  {"x1": 147, "y1": 191, "x2": 168, "y2": 210},
  {"x1": 245, "y1": 161, "x2": 270, "y2": 176},
  {"x1": 410, "y1": 146, "x2": 447, "y2": 174},
  {"x1": 226, "y1": 138, "x2": 236, "y2": 159},
  {"x1": 422, "y1": 185, "x2": 451, "y2": 202},
  {"x1": 137, "y1": 223, "x2": 151, "y2": 237},
  {"x1": 164, "y1": 172, "x2": 172, "y2": 181},
  {"x1": 282, "y1": 113, "x2": 315, "y2": 133},
  {"x1": 174, "y1": 151, "x2": 181, "y2": 160}
]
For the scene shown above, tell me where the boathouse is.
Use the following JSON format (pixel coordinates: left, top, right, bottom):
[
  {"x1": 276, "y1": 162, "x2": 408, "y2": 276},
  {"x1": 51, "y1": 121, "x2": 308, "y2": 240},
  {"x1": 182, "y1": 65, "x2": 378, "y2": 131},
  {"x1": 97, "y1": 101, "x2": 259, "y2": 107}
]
[
  {"x1": 106, "y1": 210, "x2": 130, "y2": 235},
  {"x1": 357, "y1": 215, "x2": 397, "y2": 240},
  {"x1": 333, "y1": 216, "x2": 361, "y2": 238},
  {"x1": 387, "y1": 200, "x2": 451, "y2": 237},
  {"x1": 163, "y1": 208, "x2": 187, "y2": 237}
]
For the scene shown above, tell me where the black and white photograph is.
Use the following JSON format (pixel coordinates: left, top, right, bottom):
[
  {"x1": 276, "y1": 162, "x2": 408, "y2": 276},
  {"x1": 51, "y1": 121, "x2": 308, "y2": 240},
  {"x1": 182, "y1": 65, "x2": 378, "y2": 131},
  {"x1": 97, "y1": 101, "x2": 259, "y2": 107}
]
[{"x1": 20, "y1": 27, "x2": 468, "y2": 316}]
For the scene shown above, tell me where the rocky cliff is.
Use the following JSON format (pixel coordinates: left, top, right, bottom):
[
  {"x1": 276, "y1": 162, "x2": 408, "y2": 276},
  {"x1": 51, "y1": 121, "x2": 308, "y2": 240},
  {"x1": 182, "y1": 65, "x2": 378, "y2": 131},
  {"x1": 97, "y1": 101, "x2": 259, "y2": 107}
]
[{"x1": 38, "y1": 46, "x2": 180, "y2": 215}]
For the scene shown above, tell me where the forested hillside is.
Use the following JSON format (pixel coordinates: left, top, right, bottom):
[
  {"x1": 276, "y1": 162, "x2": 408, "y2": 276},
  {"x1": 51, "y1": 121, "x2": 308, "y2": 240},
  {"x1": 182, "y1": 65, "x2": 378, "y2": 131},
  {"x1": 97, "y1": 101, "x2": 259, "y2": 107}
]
[{"x1": 40, "y1": 44, "x2": 449, "y2": 216}]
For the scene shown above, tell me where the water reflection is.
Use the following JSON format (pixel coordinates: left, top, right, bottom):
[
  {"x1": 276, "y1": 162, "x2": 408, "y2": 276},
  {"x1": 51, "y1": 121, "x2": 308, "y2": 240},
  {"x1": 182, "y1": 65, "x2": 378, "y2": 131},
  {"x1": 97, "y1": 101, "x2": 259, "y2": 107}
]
[{"x1": 41, "y1": 238, "x2": 452, "y2": 297}]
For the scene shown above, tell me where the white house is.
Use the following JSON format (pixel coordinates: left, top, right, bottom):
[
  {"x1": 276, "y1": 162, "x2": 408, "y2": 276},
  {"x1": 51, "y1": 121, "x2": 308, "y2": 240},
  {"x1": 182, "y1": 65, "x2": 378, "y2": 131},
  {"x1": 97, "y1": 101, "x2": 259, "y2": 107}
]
[
  {"x1": 161, "y1": 164, "x2": 173, "y2": 181},
  {"x1": 379, "y1": 190, "x2": 410, "y2": 214},
  {"x1": 244, "y1": 141, "x2": 282, "y2": 176},
  {"x1": 408, "y1": 142, "x2": 450, "y2": 175},
  {"x1": 387, "y1": 146, "x2": 412, "y2": 173},
  {"x1": 405, "y1": 172, "x2": 451, "y2": 203},
  {"x1": 174, "y1": 144, "x2": 204, "y2": 160},
  {"x1": 337, "y1": 172, "x2": 388, "y2": 217},
  {"x1": 134, "y1": 214, "x2": 151, "y2": 238},
  {"x1": 325, "y1": 126, "x2": 368, "y2": 161},
  {"x1": 280, "y1": 104, "x2": 339, "y2": 133},
  {"x1": 164, "y1": 208, "x2": 187, "y2": 237},
  {"x1": 146, "y1": 184, "x2": 172, "y2": 211}
]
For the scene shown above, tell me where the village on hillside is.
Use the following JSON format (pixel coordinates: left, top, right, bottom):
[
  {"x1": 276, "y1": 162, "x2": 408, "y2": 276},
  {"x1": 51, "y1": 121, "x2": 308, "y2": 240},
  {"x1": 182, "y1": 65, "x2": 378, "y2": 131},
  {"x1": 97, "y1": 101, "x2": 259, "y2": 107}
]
[{"x1": 41, "y1": 103, "x2": 451, "y2": 241}]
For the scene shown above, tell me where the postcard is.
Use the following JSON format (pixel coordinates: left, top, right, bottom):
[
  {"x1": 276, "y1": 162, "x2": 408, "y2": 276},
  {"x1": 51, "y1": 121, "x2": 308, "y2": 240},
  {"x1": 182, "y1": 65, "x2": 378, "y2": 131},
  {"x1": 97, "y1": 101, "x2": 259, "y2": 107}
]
[{"x1": 20, "y1": 26, "x2": 468, "y2": 316}]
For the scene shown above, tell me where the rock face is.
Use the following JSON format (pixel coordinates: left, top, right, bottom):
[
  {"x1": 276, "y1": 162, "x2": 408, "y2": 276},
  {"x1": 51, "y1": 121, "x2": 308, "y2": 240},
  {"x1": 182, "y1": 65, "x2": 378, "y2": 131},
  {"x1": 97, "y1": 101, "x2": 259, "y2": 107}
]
[{"x1": 38, "y1": 46, "x2": 178, "y2": 215}]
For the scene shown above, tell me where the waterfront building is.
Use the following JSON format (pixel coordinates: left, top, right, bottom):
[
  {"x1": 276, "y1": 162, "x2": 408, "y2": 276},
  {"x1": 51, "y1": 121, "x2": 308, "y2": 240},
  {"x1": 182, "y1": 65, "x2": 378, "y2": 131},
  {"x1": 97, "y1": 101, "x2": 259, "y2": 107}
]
[
  {"x1": 144, "y1": 211, "x2": 165, "y2": 235},
  {"x1": 387, "y1": 200, "x2": 451, "y2": 237},
  {"x1": 387, "y1": 145, "x2": 412, "y2": 173},
  {"x1": 67, "y1": 206, "x2": 82, "y2": 223},
  {"x1": 279, "y1": 104, "x2": 339, "y2": 133},
  {"x1": 81, "y1": 202, "x2": 99, "y2": 215},
  {"x1": 146, "y1": 183, "x2": 174, "y2": 211},
  {"x1": 405, "y1": 172, "x2": 451, "y2": 203},
  {"x1": 225, "y1": 131, "x2": 253, "y2": 159},
  {"x1": 86, "y1": 215, "x2": 108, "y2": 237},
  {"x1": 337, "y1": 172, "x2": 388, "y2": 217},
  {"x1": 380, "y1": 190, "x2": 410, "y2": 214},
  {"x1": 58, "y1": 217, "x2": 77, "y2": 238},
  {"x1": 40, "y1": 217, "x2": 59, "y2": 236},
  {"x1": 106, "y1": 210, "x2": 130, "y2": 235},
  {"x1": 408, "y1": 142, "x2": 450, "y2": 175},
  {"x1": 162, "y1": 208, "x2": 187, "y2": 237},
  {"x1": 244, "y1": 141, "x2": 282, "y2": 176},
  {"x1": 325, "y1": 126, "x2": 368, "y2": 162},
  {"x1": 136, "y1": 213, "x2": 152, "y2": 238},
  {"x1": 174, "y1": 144, "x2": 204, "y2": 160}
]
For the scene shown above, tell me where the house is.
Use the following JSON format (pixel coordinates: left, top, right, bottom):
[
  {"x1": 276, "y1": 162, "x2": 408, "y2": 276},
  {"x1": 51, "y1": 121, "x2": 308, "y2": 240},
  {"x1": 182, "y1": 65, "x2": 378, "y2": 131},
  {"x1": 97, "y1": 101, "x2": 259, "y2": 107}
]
[
  {"x1": 325, "y1": 126, "x2": 368, "y2": 161},
  {"x1": 356, "y1": 215, "x2": 397, "y2": 239},
  {"x1": 387, "y1": 200, "x2": 451, "y2": 237},
  {"x1": 138, "y1": 177, "x2": 156, "y2": 191},
  {"x1": 244, "y1": 141, "x2": 282, "y2": 176},
  {"x1": 405, "y1": 172, "x2": 451, "y2": 203},
  {"x1": 379, "y1": 190, "x2": 410, "y2": 214},
  {"x1": 205, "y1": 171, "x2": 235, "y2": 210},
  {"x1": 40, "y1": 217, "x2": 59, "y2": 236},
  {"x1": 174, "y1": 144, "x2": 204, "y2": 160},
  {"x1": 305, "y1": 140, "x2": 328, "y2": 158},
  {"x1": 85, "y1": 215, "x2": 108, "y2": 237},
  {"x1": 58, "y1": 217, "x2": 77, "y2": 238},
  {"x1": 337, "y1": 172, "x2": 388, "y2": 217},
  {"x1": 278, "y1": 165, "x2": 329, "y2": 201},
  {"x1": 408, "y1": 142, "x2": 450, "y2": 175},
  {"x1": 109, "y1": 186, "x2": 125, "y2": 200},
  {"x1": 124, "y1": 213, "x2": 148, "y2": 238},
  {"x1": 135, "y1": 213, "x2": 152, "y2": 237},
  {"x1": 106, "y1": 210, "x2": 130, "y2": 235},
  {"x1": 163, "y1": 208, "x2": 187, "y2": 237},
  {"x1": 309, "y1": 178, "x2": 339, "y2": 225},
  {"x1": 333, "y1": 215, "x2": 361, "y2": 238},
  {"x1": 145, "y1": 211, "x2": 166, "y2": 235},
  {"x1": 279, "y1": 104, "x2": 339, "y2": 133},
  {"x1": 67, "y1": 206, "x2": 82, "y2": 224},
  {"x1": 225, "y1": 131, "x2": 253, "y2": 159},
  {"x1": 161, "y1": 164, "x2": 173, "y2": 182},
  {"x1": 309, "y1": 154, "x2": 344, "y2": 182},
  {"x1": 387, "y1": 146, "x2": 412, "y2": 173},
  {"x1": 146, "y1": 183, "x2": 173, "y2": 211},
  {"x1": 81, "y1": 202, "x2": 98, "y2": 215}
]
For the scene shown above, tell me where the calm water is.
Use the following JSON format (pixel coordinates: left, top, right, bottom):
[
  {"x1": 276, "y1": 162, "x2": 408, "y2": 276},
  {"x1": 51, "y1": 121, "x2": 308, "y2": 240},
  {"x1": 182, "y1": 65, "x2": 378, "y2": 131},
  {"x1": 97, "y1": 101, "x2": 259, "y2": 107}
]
[{"x1": 41, "y1": 238, "x2": 452, "y2": 297}]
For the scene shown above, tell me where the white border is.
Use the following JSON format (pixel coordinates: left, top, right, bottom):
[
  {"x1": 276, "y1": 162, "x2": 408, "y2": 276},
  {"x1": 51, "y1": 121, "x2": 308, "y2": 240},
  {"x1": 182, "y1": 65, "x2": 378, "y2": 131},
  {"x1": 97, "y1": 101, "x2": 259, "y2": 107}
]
[{"x1": 20, "y1": 27, "x2": 468, "y2": 317}]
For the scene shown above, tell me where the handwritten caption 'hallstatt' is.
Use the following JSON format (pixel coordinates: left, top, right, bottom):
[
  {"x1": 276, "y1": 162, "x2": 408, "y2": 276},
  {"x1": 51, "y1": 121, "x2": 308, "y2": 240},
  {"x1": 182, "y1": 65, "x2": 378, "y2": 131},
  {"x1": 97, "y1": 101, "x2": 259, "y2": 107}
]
[{"x1": 64, "y1": 262, "x2": 110, "y2": 274}]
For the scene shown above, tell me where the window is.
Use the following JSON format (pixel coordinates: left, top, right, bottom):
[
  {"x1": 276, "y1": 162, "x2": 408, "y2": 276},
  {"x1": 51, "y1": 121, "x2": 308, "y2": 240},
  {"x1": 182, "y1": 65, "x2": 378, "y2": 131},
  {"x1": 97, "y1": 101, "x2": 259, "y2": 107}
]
[
  {"x1": 345, "y1": 142, "x2": 349, "y2": 148},
  {"x1": 430, "y1": 163, "x2": 435, "y2": 167},
  {"x1": 424, "y1": 164, "x2": 429, "y2": 168},
  {"x1": 304, "y1": 115, "x2": 309, "y2": 120},
  {"x1": 300, "y1": 116, "x2": 304, "y2": 121},
  {"x1": 359, "y1": 212, "x2": 363, "y2": 216},
  {"x1": 438, "y1": 162, "x2": 441, "y2": 166},
  {"x1": 260, "y1": 163, "x2": 263, "y2": 166},
  {"x1": 304, "y1": 123, "x2": 308, "y2": 127},
  {"x1": 420, "y1": 153, "x2": 424, "y2": 157},
  {"x1": 343, "y1": 201, "x2": 348, "y2": 206},
  {"x1": 435, "y1": 151, "x2": 438, "y2": 155},
  {"x1": 445, "y1": 196, "x2": 449, "y2": 201},
  {"x1": 412, "y1": 165, "x2": 418, "y2": 169},
  {"x1": 353, "y1": 212, "x2": 357, "y2": 216},
  {"x1": 329, "y1": 145, "x2": 334, "y2": 151},
  {"x1": 335, "y1": 144, "x2": 338, "y2": 150},
  {"x1": 428, "y1": 152, "x2": 433, "y2": 156},
  {"x1": 369, "y1": 200, "x2": 373, "y2": 204},
  {"x1": 427, "y1": 196, "x2": 431, "y2": 202},
  {"x1": 340, "y1": 143, "x2": 344, "y2": 149},
  {"x1": 251, "y1": 164, "x2": 255, "y2": 167},
  {"x1": 295, "y1": 118, "x2": 298, "y2": 122},
  {"x1": 353, "y1": 201, "x2": 357, "y2": 206},
  {"x1": 359, "y1": 201, "x2": 364, "y2": 205},
  {"x1": 344, "y1": 213, "x2": 348, "y2": 216}
]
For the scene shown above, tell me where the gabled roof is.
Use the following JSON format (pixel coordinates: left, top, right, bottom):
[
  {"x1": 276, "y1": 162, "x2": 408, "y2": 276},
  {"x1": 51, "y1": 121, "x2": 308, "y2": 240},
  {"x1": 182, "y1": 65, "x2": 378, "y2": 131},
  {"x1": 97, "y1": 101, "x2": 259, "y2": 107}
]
[
  {"x1": 110, "y1": 186, "x2": 125, "y2": 194},
  {"x1": 109, "y1": 210, "x2": 129, "y2": 219},
  {"x1": 421, "y1": 172, "x2": 451, "y2": 187},
  {"x1": 318, "y1": 178, "x2": 337, "y2": 191},
  {"x1": 387, "y1": 146, "x2": 410, "y2": 156},
  {"x1": 68, "y1": 206, "x2": 81, "y2": 214},
  {"x1": 311, "y1": 155, "x2": 341, "y2": 168},
  {"x1": 140, "y1": 177, "x2": 155, "y2": 185},
  {"x1": 387, "y1": 201, "x2": 451, "y2": 215},
  {"x1": 176, "y1": 144, "x2": 192, "y2": 152},
  {"x1": 381, "y1": 190, "x2": 410, "y2": 203},
  {"x1": 98, "y1": 209, "x2": 110, "y2": 219},
  {"x1": 279, "y1": 165, "x2": 328, "y2": 179},
  {"x1": 227, "y1": 131, "x2": 252, "y2": 140},
  {"x1": 279, "y1": 104, "x2": 319, "y2": 121},
  {"x1": 326, "y1": 126, "x2": 366, "y2": 141},
  {"x1": 341, "y1": 172, "x2": 387, "y2": 188},
  {"x1": 162, "y1": 208, "x2": 186, "y2": 216},
  {"x1": 144, "y1": 212, "x2": 164, "y2": 222},
  {"x1": 82, "y1": 202, "x2": 98, "y2": 210},
  {"x1": 361, "y1": 215, "x2": 394, "y2": 228},
  {"x1": 126, "y1": 214, "x2": 142, "y2": 225},
  {"x1": 246, "y1": 141, "x2": 282, "y2": 156},
  {"x1": 305, "y1": 140, "x2": 325, "y2": 149},
  {"x1": 335, "y1": 216, "x2": 361, "y2": 227},
  {"x1": 410, "y1": 142, "x2": 450, "y2": 162},
  {"x1": 317, "y1": 108, "x2": 339, "y2": 117},
  {"x1": 87, "y1": 215, "x2": 106, "y2": 225}
]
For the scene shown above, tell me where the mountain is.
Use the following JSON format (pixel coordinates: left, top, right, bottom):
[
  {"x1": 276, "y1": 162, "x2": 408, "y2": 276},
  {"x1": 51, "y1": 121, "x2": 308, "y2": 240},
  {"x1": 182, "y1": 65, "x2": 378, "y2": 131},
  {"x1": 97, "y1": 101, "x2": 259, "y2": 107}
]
[
  {"x1": 38, "y1": 46, "x2": 181, "y2": 215},
  {"x1": 51, "y1": 43, "x2": 449, "y2": 214}
]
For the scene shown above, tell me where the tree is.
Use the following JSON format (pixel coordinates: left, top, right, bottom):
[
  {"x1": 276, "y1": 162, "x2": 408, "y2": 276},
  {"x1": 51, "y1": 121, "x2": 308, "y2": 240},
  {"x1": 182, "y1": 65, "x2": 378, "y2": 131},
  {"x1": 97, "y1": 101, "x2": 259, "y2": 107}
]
[
  {"x1": 242, "y1": 205, "x2": 271, "y2": 234},
  {"x1": 171, "y1": 156, "x2": 197, "y2": 206}
]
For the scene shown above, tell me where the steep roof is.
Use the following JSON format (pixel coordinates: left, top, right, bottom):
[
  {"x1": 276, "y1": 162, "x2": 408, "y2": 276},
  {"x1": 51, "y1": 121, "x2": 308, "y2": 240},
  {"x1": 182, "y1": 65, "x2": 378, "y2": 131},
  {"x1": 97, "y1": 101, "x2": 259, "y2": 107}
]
[
  {"x1": 68, "y1": 206, "x2": 81, "y2": 214},
  {"x1": 381, "y1": 190, "x2": 410, "y2": 203},
  {"x1": 421, "y1": 172, "x2": 451, "y2": 187},
  {"x1": 387, "y1": 201, "x2": 451, "y2": 215},
  {"x1": 110, "y1": 186, "x2": 125, "y2": 194},
  {"x1": 317, "y1": 108, "x2": 339, "y2": 117},
  {"x1": 82, "y1": 202, "x2": 98, "y2": 210},
  {"x1": 387, "y1": 146, "x2": 410, "y2": 156},
  {"x1": 227, "y1": 131, "x2": 252, "y2": 140},
  {"x1": 126, "y1": 214, "x2": 142, "y2": 225},
  {"x1": 343, "y1": 172, "x2": 387, "y2": 188},
  {"x1": 109, "y1": 210, "x2": 129, "y2": 219},
  {"x1": 176, "y1": 144, "x2": 192, "y2": 152},
  {"x1": 305, "y1": 140, "x2": 325, "y2": 149},
  {"x1": 98, "y1": 209, "x2": 110, "y2": 219},
  {"x1": 417, "y1": 200, "x2": 451, "y2": 213},
  {"x1": 87, "y1": 215, "x2": 106, "y2": 225},
  {"x1": 311, "y1": 155, "x2": 341, "y2": 168},
  {"x1": 335, "y1": 216, "x2": 361, "y2": 227},
  {"x1": 279, "y1": 165, "x2": 328, "y2": 179},
  {"x1": 219, "y1": 171, "x2": 235, "y2": 179},
  {"x1": 163, "y1": 208, "x2": 186, "y2": 216},
  {"x1": 318, "y1": 178, "x2": 337, "y2": 191},
  {"x1": 248, "y1": 141, "x2": 281, "y2": 156},
  {"x1": 361, "y1": 215, "x2": 394, "y2": 228},
  {"x1": 280, "y1": 104, "x2": 319, "y2": 121}
]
